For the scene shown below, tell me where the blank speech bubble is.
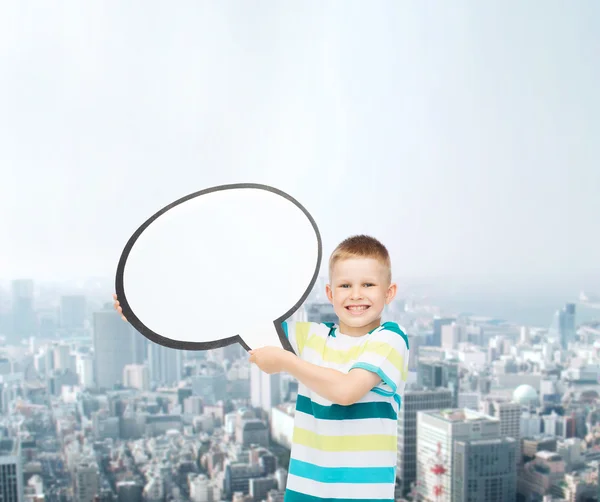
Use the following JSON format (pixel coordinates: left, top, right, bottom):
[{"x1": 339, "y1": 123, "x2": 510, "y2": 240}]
[{"x1": 115, "y1": 183, "x2": 322, "y2": 352}]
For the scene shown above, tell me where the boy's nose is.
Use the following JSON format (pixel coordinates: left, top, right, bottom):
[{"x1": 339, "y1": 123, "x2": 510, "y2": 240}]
[{"x1": 350, "y1": 288, "x2": 363, "y2": 299}]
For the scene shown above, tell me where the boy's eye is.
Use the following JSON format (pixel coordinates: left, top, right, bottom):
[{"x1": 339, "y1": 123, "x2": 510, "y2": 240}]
[{"x1": 364, "y1": 283, "x2": 374, "y2": 288}]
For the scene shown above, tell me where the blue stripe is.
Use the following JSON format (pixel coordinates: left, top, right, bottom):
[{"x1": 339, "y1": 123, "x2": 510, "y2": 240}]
[
  {"x1": 295, "y1": 395, "x2": 397, "y2": 421},
  {"x1": 370, "y1": 387, "x2": 402, "y2": 408},
  {"x1": 282, "y1": 321, "x2": 289, "y2": 339},
  {"x1": 289, "y1": 459, "x2": 396, "y2": 484},
  {"x1": 284, "y1": 490, "x2": 393, "y2": 502},
  {"x1": 351, "y1": 362, "x2": 397, "y2": 393}
]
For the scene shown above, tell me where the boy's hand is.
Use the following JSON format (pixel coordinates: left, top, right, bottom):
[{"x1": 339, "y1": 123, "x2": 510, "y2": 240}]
[
  {"x1": 112, "y1": 293, "x2": 128, "y2": 322},
  {"x1": 249, "y1": 346, "x2": 292, "y2": 374}
]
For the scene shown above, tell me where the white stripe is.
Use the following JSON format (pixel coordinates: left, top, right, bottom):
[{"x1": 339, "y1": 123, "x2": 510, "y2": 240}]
[
  {"x1": 294, "y1": 410, "x2": 397, "y2": 438},
  {"x1": 290, "y1": 444, "x2": 397, "y2": 468},
  {"x1": 286, "y1": 473, "x2": 395, "y2": 499},
  {"x1": 297, "y1": 387, "x2": 395, "y2": 407}
]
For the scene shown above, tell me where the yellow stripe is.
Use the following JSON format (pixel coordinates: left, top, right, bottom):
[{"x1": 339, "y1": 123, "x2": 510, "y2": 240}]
[
  {"x1": 303, "y1": 335, "x2": 407, "y2": 380},
  {"x1": 293, "y1": 427, "x2": 397, "y2": 452},
  {"x1": 295, "y1": 322, "x2": 311, "y2": 356}
]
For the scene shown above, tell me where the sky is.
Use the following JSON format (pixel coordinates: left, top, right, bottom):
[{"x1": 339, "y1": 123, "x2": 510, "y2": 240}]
[{"x1": 2, "y1": 1, "x2": 599, "y2": 291}]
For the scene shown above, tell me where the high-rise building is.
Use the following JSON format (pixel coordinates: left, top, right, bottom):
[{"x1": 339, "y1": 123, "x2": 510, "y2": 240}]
[
  {"x1": 453, "y1": 438, "x2": 517, "y2": 501},
  {"x1": 74, "y1": 461, "x2": 99, "y2": 502},
  {"x1": 417, "y1": 359, "x2": 459, "y2": 407},
  {"x1": 60, "y1": 295, "x2": 87, "y2": 331},
  {"x1": 251, "y1": 364, "x2": 281, "y2": 413},
  {"x1": 441, "y1": 322, "x2": 464, "y2": 349},
  {"x1": 397, "y1": 388, "x2": 453, "y2": 495},
  {"x1": 123, "y1": 364, "x2": 150, "y2": 391},
  {"x1": 0, "y1": 438, "x2": 24, "y2": 502},
  {"x1": 417, "y1": 408, "x2": 514, "y2": 501},
  {"x1": 10, "y1": 279, "x2": 35, "y2": 341},
  {"x1": 550, "y1": 303, "x2": 577, "y2": 349},
  {"x1": 482, "y1": 397, "x2": 522, "y2": 464},
  {"x1": 147, "y1": 342, "x2": 182, "y2": 386},
  {"x1": 92, "y1": 304, "x2": 138, "y2": 389},
  {"x1": 76, "y1": 354, "x2": 95, "y2": 388},
  {"x1": 431, "y1": 317, "x2": 455, "y2": 347}
]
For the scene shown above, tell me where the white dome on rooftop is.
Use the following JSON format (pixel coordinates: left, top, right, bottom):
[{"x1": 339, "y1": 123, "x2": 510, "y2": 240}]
[{"x1": 513, "y1": 384, "x2": 538, "y2": 406}]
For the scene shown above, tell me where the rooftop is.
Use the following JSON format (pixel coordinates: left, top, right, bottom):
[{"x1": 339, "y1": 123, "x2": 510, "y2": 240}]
[{"x1": 429, "y1": 408, "x2": 497, "y2": 423}]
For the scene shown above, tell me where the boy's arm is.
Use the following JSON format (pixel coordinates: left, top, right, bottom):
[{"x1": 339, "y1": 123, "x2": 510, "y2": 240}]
[{"x1": 282, "y1": 352, "x2": 381, "y2": 406}]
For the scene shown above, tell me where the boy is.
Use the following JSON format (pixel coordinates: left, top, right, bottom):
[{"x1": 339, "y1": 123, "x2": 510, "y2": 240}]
[
  {"x1": 114, "y1": 235, "x2": 409, "y2": 501},
  {"x1": 249, "y1": 235, "x2": 409, "y2": 501}
]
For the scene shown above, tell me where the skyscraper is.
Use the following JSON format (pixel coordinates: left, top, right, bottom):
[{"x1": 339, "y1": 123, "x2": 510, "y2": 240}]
[
  {"x1": 397, "y1": 388, "x2": 453, "y2": 496},
  {"x1": 10, "y1": 279, "x2": 35, "y2": 341},
  {"x1": 417, "y1": 358, "x2": 459, "y2": 407},
  {"x1": 60, "y1": 295, "x2": 87, "y2": 331},
  {"x1": 453, "y1": 438, "x2": 517, "y2": 501},
  {"x1": 431, "y1": 317, "x2": 455, "y2": 347},
  {"x1": 417, "y1": 408, "x2": 515, "y2": 501},
  {"x1": 482, "y1": 397, "x2": 522, "y2": 464},
  {"x1": 550, "y1": 303, "x2": 577, "y2": 349},
  {"x1": 92, "y1": 304, "x2": 137, "y2": 389},
  {"x1": 74, "y1": 461, "x2": 100, "y2": 502},
  {"x1": 147, "y1": 342, "x2": 182, "y2": 386},
  {"x1": 0, "y1": 438, "x2": 24, "y2": 502}
]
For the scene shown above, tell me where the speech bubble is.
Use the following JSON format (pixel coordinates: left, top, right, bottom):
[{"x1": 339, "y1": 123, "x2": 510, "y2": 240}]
[{"x1": 115, "y1": 183, "x2": 322, "y2": 352}]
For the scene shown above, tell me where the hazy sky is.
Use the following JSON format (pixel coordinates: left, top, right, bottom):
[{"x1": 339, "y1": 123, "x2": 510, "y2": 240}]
[{"x1": 2, "y1": 2, "x2": 599, "y2": 288}]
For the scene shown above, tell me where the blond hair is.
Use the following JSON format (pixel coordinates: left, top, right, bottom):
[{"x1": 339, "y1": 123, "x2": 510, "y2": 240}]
[{"x1": 329, "y1": 235, "x2": 392, "y2": 283}]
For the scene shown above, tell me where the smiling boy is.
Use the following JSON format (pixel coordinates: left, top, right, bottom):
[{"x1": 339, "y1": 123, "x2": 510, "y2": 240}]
[{"x1": 249, "y1": 235, "x2": 409, "y2": 501}]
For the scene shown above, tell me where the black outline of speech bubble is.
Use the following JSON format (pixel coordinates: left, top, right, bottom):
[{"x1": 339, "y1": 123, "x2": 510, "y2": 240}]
[{"x1": 115, "y1": 183, "x2": 322, "y2": 353}]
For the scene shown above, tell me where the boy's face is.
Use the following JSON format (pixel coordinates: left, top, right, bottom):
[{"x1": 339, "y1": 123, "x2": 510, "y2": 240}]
[{"x1": 326, "y1": 257, "x2": 397, "y2": 335}]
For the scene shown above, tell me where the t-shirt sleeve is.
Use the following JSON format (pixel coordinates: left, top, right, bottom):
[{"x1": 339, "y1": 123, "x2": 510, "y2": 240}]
[
  {"x1": 350, "y1": 323, "x2": 409, "y2": 393},
  {"x1": 281, "y1": 321, "x2": 313, "y2": 359}
]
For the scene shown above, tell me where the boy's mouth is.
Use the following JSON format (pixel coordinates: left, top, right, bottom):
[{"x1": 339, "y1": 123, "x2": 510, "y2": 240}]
[{"x1": 345, "y1": 305, "x2": 370, "y2": 316}]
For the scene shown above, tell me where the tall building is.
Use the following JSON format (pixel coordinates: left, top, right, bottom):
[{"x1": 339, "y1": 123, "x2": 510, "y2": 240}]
[
  {"x1": 431, "y1": 317, "x2": 455, "y2": 347},
  {"x1": 123, "y1": 364, "x2": 150, "y2": 391},
  {"x1": 550, "y1": 303, "x2": 577, "y2": 349},
  {"x1": 482, "y1": 397, "x2": 522, "y2": 463},
  {"x1": 441, "y1": 322, "x2": 464, "y2": 350},
  {"x1": 92, "y1": 304, "x2": 138, "y2": 389},
  {"x1": 251, "y1": 363, "x2": 281, "y2": 413},
  {"x1": 74, "y1": 461, "x2": 99, "y2": 502},
  {"x1": 416, "y1": 408, "x2": 516, "y2": 501},
  {"x1": 397, "y1": 388, "x2": 453, "y2": 495},
  {"x1": 10, "y1": 279, "x2": 35, "y2": 341},
  {"x1": 417, "y1": 359, "x2": 459, "y2": 407},
  {"x1": 453, "y1": 437, "x2": 517, "y2": 501},
  {"x1": 60, "y1": 295, "x2": 87, "y2": 331},
  {"x1": 147, "y1": 342, "x2": 182, "y2": 386},
  {"x1": 76, "y1": 354, "x2": 95, "y2": 388},
  {"x1": 0, "y1": 438, "x2": 24, "y2": 502}
]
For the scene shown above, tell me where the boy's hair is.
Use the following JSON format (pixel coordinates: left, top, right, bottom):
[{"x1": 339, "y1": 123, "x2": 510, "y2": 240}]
[{"x1": 329, "y1": 235, "x2": 392, "y2": 284}]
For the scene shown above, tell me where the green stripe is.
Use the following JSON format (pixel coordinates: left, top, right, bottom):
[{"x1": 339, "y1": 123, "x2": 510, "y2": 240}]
[
  {"x1": 285, "y1": 490, "x2": 393, "y2": 502},
  {"x1": 295, "y1": 395, "x2": 397, "y2": 421}
]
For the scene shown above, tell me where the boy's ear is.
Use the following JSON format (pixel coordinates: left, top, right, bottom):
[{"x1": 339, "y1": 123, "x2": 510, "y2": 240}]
[
  {"x1": 386, "y1": 282, "x2": 398, "y2": 304},
  {"x1": 325, "y1": 283, "x2": 334, "y2": 303}
]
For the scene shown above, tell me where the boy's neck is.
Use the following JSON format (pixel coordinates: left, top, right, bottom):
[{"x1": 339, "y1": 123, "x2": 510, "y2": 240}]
[{"x1": 338, "y1": 317, "x2": 382, "y2": 337}]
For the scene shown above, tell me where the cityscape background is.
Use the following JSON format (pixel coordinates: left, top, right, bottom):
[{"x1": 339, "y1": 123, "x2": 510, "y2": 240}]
[
  {"x1": 3, "y1": 1, "x2": 600, "y2": 502},
  {"x1": 0, "y1": 277, "x2": 600, "y2": 501}
]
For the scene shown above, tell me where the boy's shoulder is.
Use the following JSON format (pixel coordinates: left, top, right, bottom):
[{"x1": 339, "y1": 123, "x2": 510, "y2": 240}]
[{"x1": 371, "y1": 321, "x2": 410, "y2": 350}]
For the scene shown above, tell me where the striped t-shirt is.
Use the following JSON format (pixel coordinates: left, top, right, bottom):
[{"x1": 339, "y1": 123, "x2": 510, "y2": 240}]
[{"x1": 281, "y1": 321, "x2": 409, "y2": 502}]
